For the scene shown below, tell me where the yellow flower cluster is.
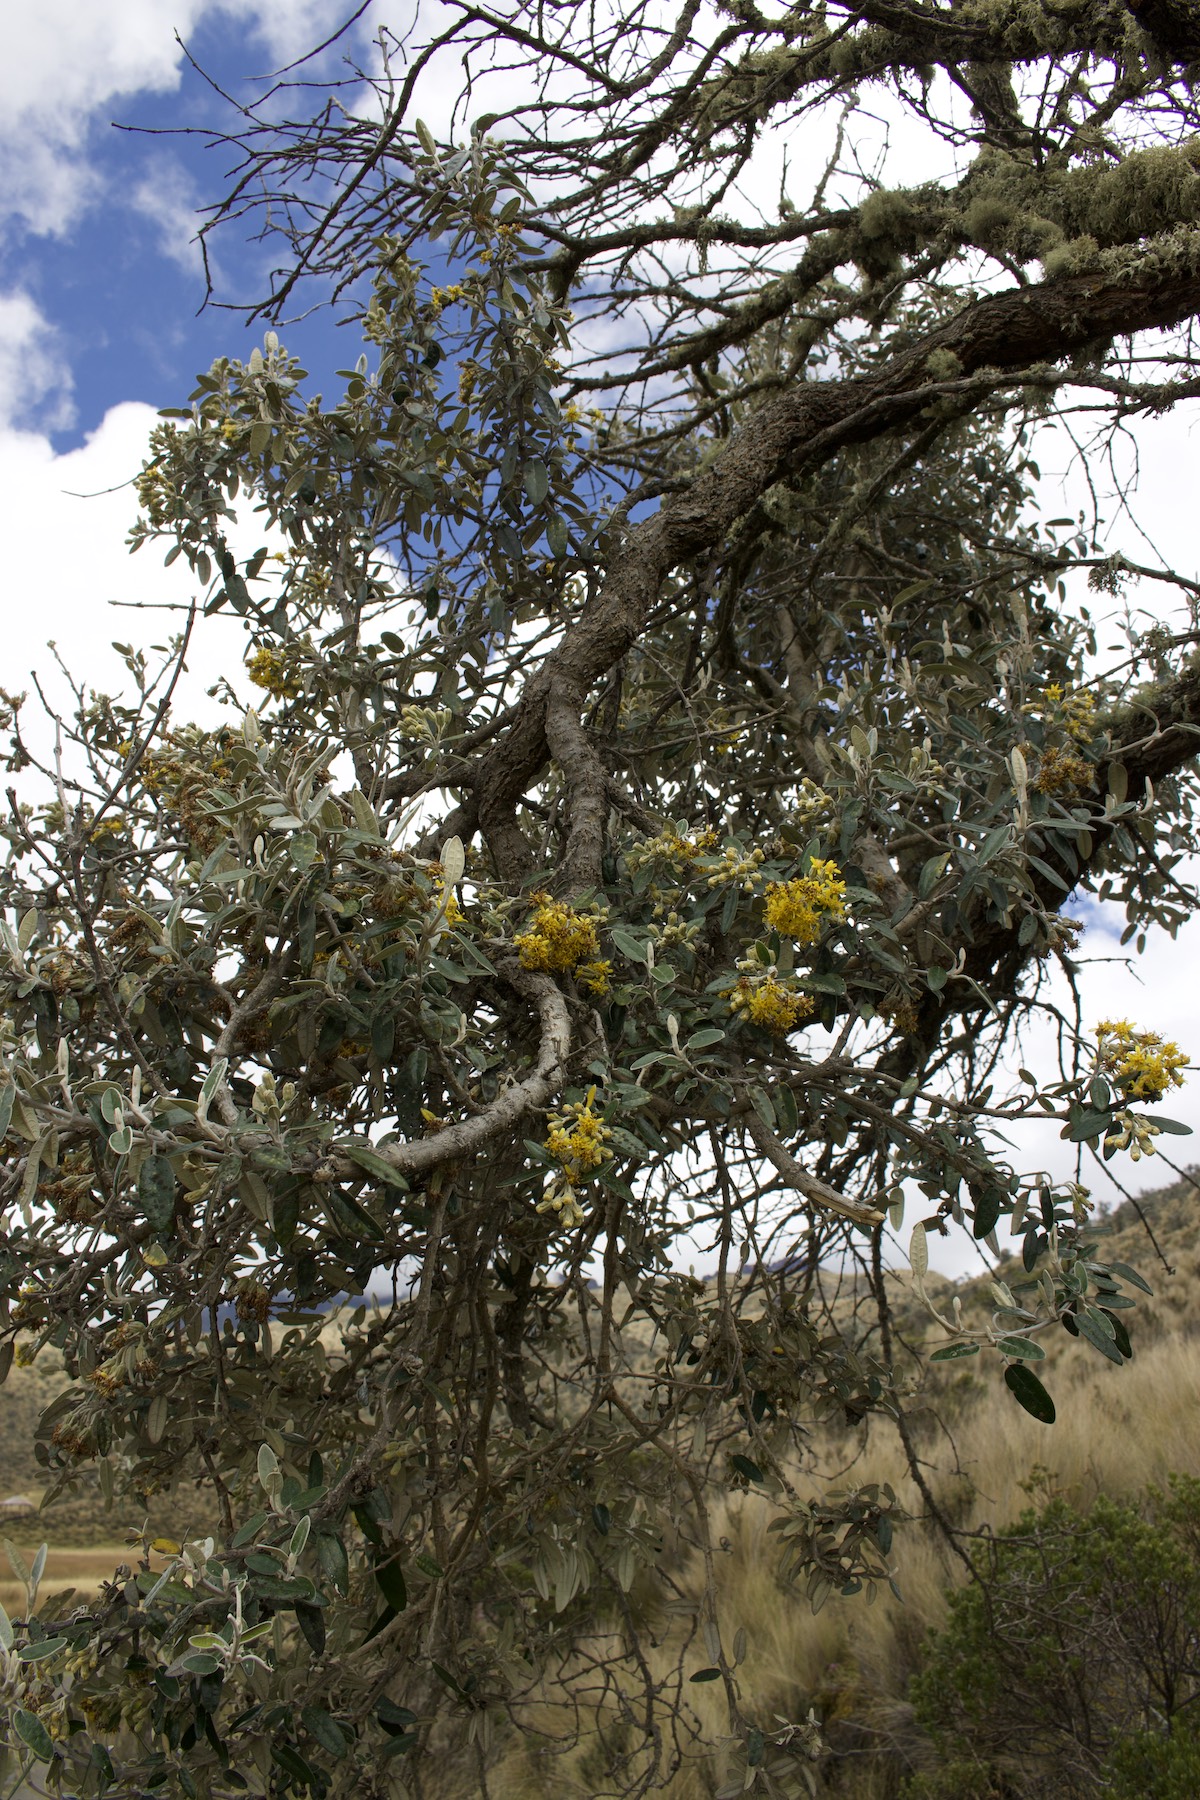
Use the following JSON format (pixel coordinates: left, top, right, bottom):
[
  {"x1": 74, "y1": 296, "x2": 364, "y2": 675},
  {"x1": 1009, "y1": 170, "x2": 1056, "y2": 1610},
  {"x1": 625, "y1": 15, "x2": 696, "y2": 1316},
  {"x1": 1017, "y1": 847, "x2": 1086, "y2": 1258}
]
[
  {"x1": 764, "y1": 859, "x2": 847, "y2": 945},
  {"x1": 544, "y1": 1088, "x2": 613, "y2": 1183},
  {"x1": 1096, "y1": 1019, "x2": 1188, "y2": 1104},
  {"x1": 247, "y1": 646, "x2": 302, "y2": 700},
  {"x1": 1033, "y1": 744, "x2": 1094, "y2": 795},
  {"x1": 515, "y1": 894, "x2": 603, "y2": 973},
  {"x1": 576, "y1": 959, "x2": 612, "y2": 996},
  {"x1": 429, "y1": 282, "x2": 468, "y2": 313},
  {"x1": 425, "y1": 865, "x2": 465, "y2": 929},
  {"x1": 136, "y1": 730, "x2": 234, "y2": 851},
  {"x1": 540, "y1": 1089, "x2": 612, "y2": 1224},
  {"x1": 729, "y1": 972, "x2": 816, "y2": 1035},
  {"x1": 1043, "y1": 682, "x2": 1097, "y2": 742},
  {"x1": 457, "y1": 359, "x2": 481, "y2": 404},
  {"x1": 436, "y1": 884, "x2": 465, "y2": 928},
  {"x1": 626, "y1": 823, "x2": 719, "y2": 873}
]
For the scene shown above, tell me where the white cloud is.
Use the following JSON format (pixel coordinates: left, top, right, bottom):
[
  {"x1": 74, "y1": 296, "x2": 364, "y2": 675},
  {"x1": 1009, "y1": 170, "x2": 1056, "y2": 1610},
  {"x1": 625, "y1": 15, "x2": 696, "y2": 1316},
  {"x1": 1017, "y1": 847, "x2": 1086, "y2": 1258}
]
[
  {"x1": 0, "y1": 291, "x2": 74, "y2": 432},
  {"x1": 0, "y1": 401, "x2": 251, "y2": 753},
  {"x1": 230, "y1": 0, "x2": 378, "y2": 67},
  {"x1": 130, "y1": 161, "x2": 206, "y2": 274},
  {"x1": 0, "y1": 3, "x2": 202, "y2": 234},
  {"x1": 0, "y1": 1, "x2": 377, "y2": 236}
]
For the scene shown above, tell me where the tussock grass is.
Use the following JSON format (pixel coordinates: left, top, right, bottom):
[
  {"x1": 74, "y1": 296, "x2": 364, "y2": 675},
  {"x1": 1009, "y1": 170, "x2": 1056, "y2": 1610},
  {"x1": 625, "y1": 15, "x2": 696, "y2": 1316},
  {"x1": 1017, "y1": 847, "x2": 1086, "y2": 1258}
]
[
  {"x1": 1, "y1": 1183, "x2": 1194, "y2": 1796},
  {"x1": 485, "y1": 1187, "x2": 1200, "y2": 1799}
]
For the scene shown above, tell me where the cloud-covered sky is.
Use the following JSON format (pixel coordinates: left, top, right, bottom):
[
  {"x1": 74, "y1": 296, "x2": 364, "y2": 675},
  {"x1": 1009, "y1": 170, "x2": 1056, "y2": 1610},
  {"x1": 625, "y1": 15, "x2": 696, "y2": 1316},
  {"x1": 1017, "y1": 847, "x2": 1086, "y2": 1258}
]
[
  {"x1": 1, "y1": 2, "x2": 1197, "y2": 1277},
  {"x1": 0, "y1": 1, "x2": 385, "y2": 440},
  {"x1": 0, "y1": 3, "x2": 392, "y2": 731}
]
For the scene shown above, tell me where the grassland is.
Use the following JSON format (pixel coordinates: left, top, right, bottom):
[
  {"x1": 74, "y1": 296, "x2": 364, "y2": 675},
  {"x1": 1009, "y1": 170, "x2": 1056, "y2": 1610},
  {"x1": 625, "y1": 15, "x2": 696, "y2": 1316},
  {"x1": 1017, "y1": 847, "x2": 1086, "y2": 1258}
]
[
  {"x1": 2, "y1": 1174, "x2": 1196, "y2": 1796},
  {"x1": 487, "y1": 1172, "x2": 1200, "y2": 1798}
]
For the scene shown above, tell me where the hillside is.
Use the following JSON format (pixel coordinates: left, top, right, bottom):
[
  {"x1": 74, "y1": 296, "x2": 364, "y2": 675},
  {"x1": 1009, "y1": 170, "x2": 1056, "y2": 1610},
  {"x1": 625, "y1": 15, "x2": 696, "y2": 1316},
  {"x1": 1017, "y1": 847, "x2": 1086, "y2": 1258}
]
[
  {"x1": 482, "y1": 1171, "x2": 1200, "y2": 1800},
  {"x1": 2, "y1": 1173, "x2": 1197, "y2": 1797}
]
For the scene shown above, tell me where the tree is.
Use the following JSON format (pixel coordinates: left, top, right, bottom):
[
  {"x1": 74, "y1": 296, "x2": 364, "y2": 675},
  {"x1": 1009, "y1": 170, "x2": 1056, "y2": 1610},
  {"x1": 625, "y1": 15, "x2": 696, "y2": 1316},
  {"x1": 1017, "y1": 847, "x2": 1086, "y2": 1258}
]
[{"x1": 3, "y1": 3, "x2": 1200, "y2": 1795}]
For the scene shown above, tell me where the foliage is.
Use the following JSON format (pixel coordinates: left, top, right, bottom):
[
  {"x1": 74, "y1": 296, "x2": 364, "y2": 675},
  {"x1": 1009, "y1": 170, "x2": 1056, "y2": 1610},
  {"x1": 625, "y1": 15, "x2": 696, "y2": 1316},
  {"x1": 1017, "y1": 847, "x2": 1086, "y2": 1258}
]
[
  {"x1": 1105, "y1": 1726, "x2": 1200, "y2": 1800},
  {"x1": 908, "y1": 1478, "x2": 1200, "y2": 1798},
  {"x1": 900, "y1": 1763, "x2": 1013, "y2": 1800},
  {"x1": 3, "y1": 2, "x2": 1200, "y2": 1795}
]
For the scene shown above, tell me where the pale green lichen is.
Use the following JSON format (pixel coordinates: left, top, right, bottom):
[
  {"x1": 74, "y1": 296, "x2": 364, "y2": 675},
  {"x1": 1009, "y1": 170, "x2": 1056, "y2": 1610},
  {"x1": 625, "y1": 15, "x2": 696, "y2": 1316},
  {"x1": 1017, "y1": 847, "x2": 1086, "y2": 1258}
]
[
  {"x1": 1041, "y1": 235, "x2": 1101, "y2": 279},
  {"x1": 961, "y1": 140, "x2": 1200, "y2": 269},
  {"x1": 859, "y1": 188, "x2": 919, "y2": 242},
  {"x1": 925, "y1": 348, "x2": 964, "y2": 380}
]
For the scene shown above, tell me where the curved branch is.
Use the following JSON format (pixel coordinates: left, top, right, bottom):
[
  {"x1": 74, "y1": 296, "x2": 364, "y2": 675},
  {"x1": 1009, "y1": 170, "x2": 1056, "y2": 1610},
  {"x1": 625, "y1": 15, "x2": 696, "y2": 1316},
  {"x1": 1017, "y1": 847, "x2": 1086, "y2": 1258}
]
[
  {"x1": 471, "y1": 242, "x2": 1200, "y2": 837},
  {"x1": 742, "y1": 1103, "x2": 887, "y2": 1228},
  {"x1": 329, "y1": 963, "x2": 571, "y2": 1182}
]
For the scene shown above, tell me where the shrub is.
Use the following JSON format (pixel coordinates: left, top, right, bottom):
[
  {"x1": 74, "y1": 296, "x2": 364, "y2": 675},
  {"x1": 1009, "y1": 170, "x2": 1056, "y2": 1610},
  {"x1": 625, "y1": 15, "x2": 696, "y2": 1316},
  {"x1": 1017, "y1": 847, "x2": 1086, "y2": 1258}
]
[{"x1": 909, "y1": 1479, "x2": 1200, "y2": 1797}]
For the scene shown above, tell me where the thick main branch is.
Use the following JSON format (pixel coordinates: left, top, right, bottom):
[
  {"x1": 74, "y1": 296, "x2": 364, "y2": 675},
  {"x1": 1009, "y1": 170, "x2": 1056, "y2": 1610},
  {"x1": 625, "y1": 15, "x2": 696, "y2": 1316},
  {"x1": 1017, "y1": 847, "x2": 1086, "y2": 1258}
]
[{"x1": 471, "y1": 242, "x2": 1200, "y2": 855}]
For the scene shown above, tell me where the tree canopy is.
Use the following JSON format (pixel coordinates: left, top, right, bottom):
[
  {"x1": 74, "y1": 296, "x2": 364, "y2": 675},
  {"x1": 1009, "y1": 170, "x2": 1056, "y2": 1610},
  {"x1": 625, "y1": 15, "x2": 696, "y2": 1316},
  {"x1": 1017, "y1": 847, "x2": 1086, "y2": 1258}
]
[{"x1": 3, "y1": 2, "x2": 1200, "y2": 1795}]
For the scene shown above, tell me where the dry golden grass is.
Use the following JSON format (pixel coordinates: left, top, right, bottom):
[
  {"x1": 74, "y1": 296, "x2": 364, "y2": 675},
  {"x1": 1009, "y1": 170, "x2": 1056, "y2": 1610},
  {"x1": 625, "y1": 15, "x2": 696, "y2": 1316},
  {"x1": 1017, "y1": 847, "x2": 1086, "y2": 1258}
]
[
  {"x1": 1, "y1": 1182, "x2": 1194, "y2": 1797},
  {"x1": 0, "y1": 1543, "x2": 131, "y2": 1622},
  {"x1": 485, "y1": 1185, "x2": 1200, "y2": 1799},
  {"x1": 489, "y1": 1339, "x2": 1200, "y2": 1799}
]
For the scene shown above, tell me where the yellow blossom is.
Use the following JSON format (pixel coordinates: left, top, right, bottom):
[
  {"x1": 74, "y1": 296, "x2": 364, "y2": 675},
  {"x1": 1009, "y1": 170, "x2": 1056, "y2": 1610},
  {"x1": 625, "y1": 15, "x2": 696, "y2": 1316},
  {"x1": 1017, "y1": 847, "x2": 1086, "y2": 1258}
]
[
  {"x1": 543, "y1": 1087, "x2": 613, "y2": 1186},
  {"x1": 576, "y1": 959, "x2": 612, "y2": 996},
  {"x1": 429, "y1": 282, "x2": 467, "y2": 314},
  {"x1": 729, "y1": 972, "x2": 816, "y2": 1035},
  {"x1": 430, "y1": 881, "x2": 464, "y2": 928},
  {"x1": 1095, "y1": 1019, "x2": 1188, "y2": 1104},
  {"x1": 247, "y1": 646, "x2": 302, "y2": 700},
  {"x1": 515, "y1": 894, "x2": 603, "y2": 973},
  {"x1": 764, "y1": 859, "x2": 847, "y2": 945},
  {"x1": 1033, "y1": 745, "x2": 1094, "y2": 795},
  {"x1": 1041, "y1": 681, "x2": 1097, "y2": 742}
]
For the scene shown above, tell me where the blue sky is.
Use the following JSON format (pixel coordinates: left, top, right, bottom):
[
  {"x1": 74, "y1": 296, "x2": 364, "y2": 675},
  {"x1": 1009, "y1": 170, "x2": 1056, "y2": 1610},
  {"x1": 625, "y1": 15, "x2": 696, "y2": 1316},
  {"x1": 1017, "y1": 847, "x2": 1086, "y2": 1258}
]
[
  {"x1": 2, "y1": 1, "x2": 1199, "y2": 1275},
  {"x1": 0, "y1": 3, "x2": 384, "y2": 446}
]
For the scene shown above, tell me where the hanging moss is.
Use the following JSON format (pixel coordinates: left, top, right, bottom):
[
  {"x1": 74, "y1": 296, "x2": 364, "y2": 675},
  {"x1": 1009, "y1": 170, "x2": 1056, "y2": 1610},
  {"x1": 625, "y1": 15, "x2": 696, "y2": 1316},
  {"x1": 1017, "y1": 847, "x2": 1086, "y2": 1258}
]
[{"x1": 961, "y1": 139, "x2": 1200, "y2": 267}]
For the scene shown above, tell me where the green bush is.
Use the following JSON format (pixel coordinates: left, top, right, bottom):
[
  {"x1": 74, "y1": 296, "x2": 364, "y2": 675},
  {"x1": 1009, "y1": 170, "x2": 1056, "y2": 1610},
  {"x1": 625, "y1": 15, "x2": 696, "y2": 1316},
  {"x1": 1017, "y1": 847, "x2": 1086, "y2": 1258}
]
[
  {"x1": 1104, "y1": 1724, "x2": 1200, "y2": 1800},
  {"x1": 899, "y1": 1758, "x2": 1016, "y2": 1799},
  {"x1": 908, "y1": 1478, "x2": 1200, "y2": 1798}
]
